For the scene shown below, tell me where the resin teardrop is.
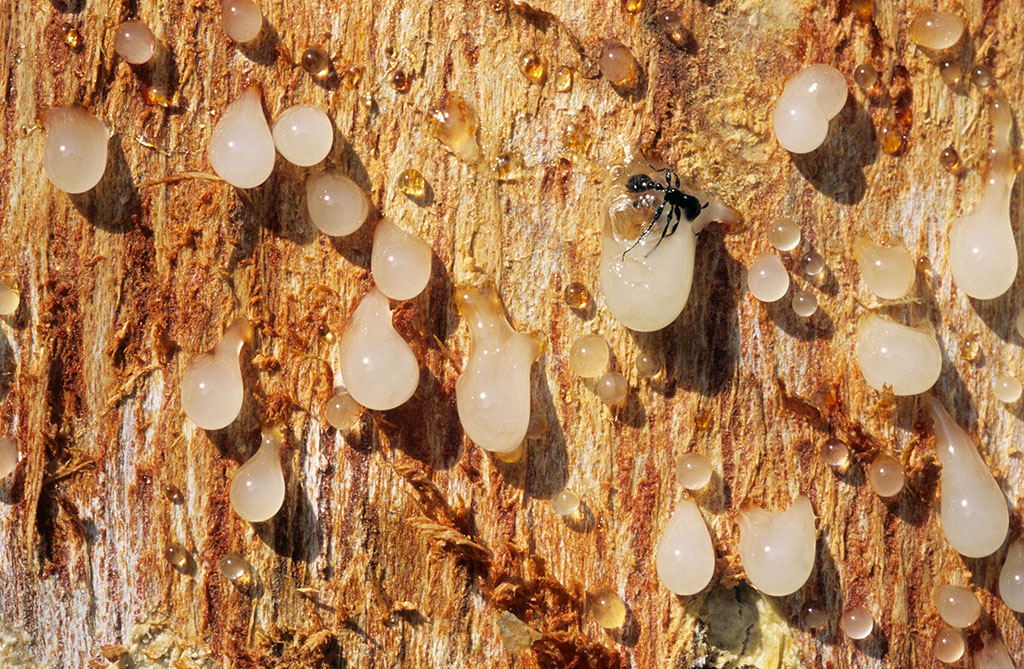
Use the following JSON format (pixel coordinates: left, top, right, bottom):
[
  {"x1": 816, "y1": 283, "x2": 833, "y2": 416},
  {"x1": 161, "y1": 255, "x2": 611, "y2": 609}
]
[
  {"x1": 737, "y1": 495, "x2": 817, "y2": 597},
  {"x1": 973, "y1": 634, "x2": 1015, "y2": 669},
  {"x1": 338, "y1": 288, "x2": 419, "y2": 411},
  {"x1": 998, "y1": 538, "x2": 1024, "y2": 612},
  {"x1": 853, "y1": 236, "x2": 916, "y2": 300},
  {"x1": 855, "y1": 314, "x2": 941, "y2": 396},
  {"x1": 371, "y1": 220, "x2": 432, "y2": 301},
  {"x1": 209, "y1": 87, "x2": 275, "y2": 189},
  {"x1": 41, "y1": 106, "x2": 109, "y2": 194},
  {"x1": 229, "y1": 427, "x2": 285, "y2": 522},
  {"x1": 0, "y1": 436, "x2": 18, "y2": 478},
  {"x1": 455, "y1": 282, "x2": 541, "y2": 454},
  {"x1": 655, "y1": 497, "x2": 715, "y2": 595},
  {"x1": 181, "y1": 318, "x2": 252, "y2": 430}
]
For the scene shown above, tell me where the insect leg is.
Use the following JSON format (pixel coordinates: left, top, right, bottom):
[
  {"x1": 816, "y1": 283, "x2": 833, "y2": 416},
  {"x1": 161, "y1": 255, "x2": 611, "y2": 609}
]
[{"x1": 623, "y1": 200, "x2": 666, "y2": 259}]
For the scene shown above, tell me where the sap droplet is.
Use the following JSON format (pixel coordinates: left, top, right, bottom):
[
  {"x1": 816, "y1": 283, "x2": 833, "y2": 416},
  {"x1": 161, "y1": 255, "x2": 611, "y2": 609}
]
[
  {"x1": 974, "y1": 634, "x2": 1015, "y2": 669},
  {"x1": 568, "y1": 334, "x2": 608, "y2": 378},
  {"x1": 839, "y1": 606, "x2": 873, "y2": 639},
  {"x1": 635, "y1": 351, "x2": 662, "y2": 378},
  {"x1": 0, "y1": 280, "x2": 20, "y2": 316},
  {"x1": 563, "y1": 282, "x2": 591, "y2": 314},
  {"x1": 933, "y1": 626, "x2": 965, "y2": 663},
  {"x1": 853, "y1": 236, "x2": 915, "y2": 300},
  {"x1": 271, "y1": 105, "x2": 333, "y2": 167},
  {"x1": 587, "y1": 587, "x2": 626, "y2": 628},
  {"x1": 598, "y1": 40, "x2": 639, "y2": 89},
  {"x1": 165, "y1": 542, "x2": 189, "y2": 569},
  {"x1": 221, "y1": 0, "x2": 262, "y2": 43},
  {"x1": 230, "y1": 427, "x2": 285, "y2": 522},
  {"x1": 181, "y1": 318, "x2": 251, "y2": 430},
  {"x1": 325, "y1": 390, "x2": 361, "y2": 429},
  {"x1": 970, "y1": 65, "x2": 994, "y2": 89},
  {"x1": 855, "y1": 314, "x2": 941, "y2": 396},
  {"x1": 552, "y1": 488, "x2": 580, "y2": 516},
  {"x1": 950, "y1": 94, "x2": 1017, "y2": 299},
  {"x1": 429, "y1": 94, "x2": 481, "y2": 164},
  {"x1": 853, "y1": 64, "x2": 878, "y2": 91},
  {"x1": 802, "y1": 600, "x2": 828, "y2": 628},
  {"x1": 998, "y1": 538, "x2": 1024, "y2": 612},
  {"x1": 208, "y1": 87, "x2": 275, "y2": 189},
  {"x1": 220, "y1": 552, "x2": 252, "y2": 584},
  {"x1": 821, "y1": 438, "x2": 849, "y2": 467},
  {"x1": 924, "y1": 396, "x2": 1009, "y2": 557},
  {"x1": 305, "y1": 170, "x2": 371, "y2": 237},
  {"x1": 371, "y1": 220, "x2": 432, "y2": 301},
  {"x1": 773, "y1": 65, "x2": 847, "y2": 154},
  {"x1": 939, "y1": 59, "x2": 962, "y2": 86},
  {"x1": 768, "y1": 217, "x2": 801, "y2": 251},
  {"x1": 339, "y1": 288, "x2": 419, "y2": 411},
  {"x1": 868, "y1": 453, "x2": 904, "y2": 497},
  {"x1": 0, "y1": 436, "x2": 18, "y2": 478},
  {"x1": 455, "y1": 283, "x2": 540, "y2": 453},
  {"x1": 595, "y1": 372, "x2": 628, "y2": 406},
  {"x1": 41, "y1": 106, "x2": 109, "y2": 194},
  {"x1": 934, "y1": 584, "x2": 980, "y2": 628},
  {"x1": 801, "y1": 251, "x2": 825, "y2": 276},
  {"x1": 675, "y1": 453, "x2": 711, "y2": 490},
  {"x1": 655, "y1": 497, "x2": 715, "y2": 595},
  {"x1": 114, "y1": 20, "x2": 156, "y2": 64},
  {"x1": 994, "y1": 374, "x2": 1022, "y2": 403},
  {"x1": 162, "y1": 483, "x2": 183, "y2": 504},
  {"x1": 397, "y1": 168, "x2": 427, "y2": 201},
  {"x1": 909, "y1": 11, "x2": 964, "y2": 50},
  {"x1": 747, "y1": 253, "x2": 789, "y2": 302},
  {"x1": 737, "y1": 495, "x2": 816, "y2": 596},
  {"x1": 792, "y1": 290, "x2": 818, "y2": 317}
]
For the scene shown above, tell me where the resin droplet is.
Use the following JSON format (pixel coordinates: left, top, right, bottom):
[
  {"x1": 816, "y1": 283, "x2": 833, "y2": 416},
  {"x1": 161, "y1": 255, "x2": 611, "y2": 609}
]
[
  {"x1": 657, "y1": 11, "x2": 690, "y2": 47},
  {"x1": 397, "y1": 168, "x2": 427, "y2": 201},
  {"x1": 208, "y1": 87, "x2": 275, "y2": 189},
  {"x1": 940, "y1": 145, "x2": 961, "y2": 172},
  {"x1": 853, "y1": 64, "x2": 878, "y2": 91},
  {"x1": 970, "y1": 65, "x2": 994, "y2": 89},
  {"x1": 974, "y1": 634, "x2": 1015, "y2": 669},
  {"x1": 568, "y1": 335, "x2": 608, "y2": 378},
  {"x1": 635, "y1": 351, "x2": 662, "y2": 378},
  {"x1": 221, "y1": 0, "x2": 262, "y2": 43},
  {"x1": 923, "y1": 396, "x2": 1009, "y2": 557},
  {"x1": 554, "y1": 66, "x2": 574, "y2": 92},
  {"x1": 305, "y1": 170, "x2": 371, "y2": 236},
  {"x1": 737, "y1": 495, "x2": 816, "y2": 596},
  {"x1": 114, "y1": 20, "x2": 156, "y2": 65},
  {"x1": 371, "y1": 220, "x2": 432, "y2": 301},
  {"x1": 230, "y1": 427, "x2": 285, "y2": 523},
  {"x1": 165, "y1": 542, "x2": 189, "y2": 569},
  {"x1": 821, "y1": 438, "x2": 849, "y2": 467},
  {"x1": 774, "y1": 65, "x2": 848, "y2": 154},
  {"x1": 0, "y1": 437, "x2": 18, "y2": 478},
  {"x1": 272, "y1": 105, "x2": 333, "y2": 167},
  {"x1": 519, "y1": 51, "x2": 547, "y2": 84},
  {"x1": 598, "y1": 40, "x2": 639, "y2": 90},
  {"x1": 455, "y1": 282, "x2": 540, "y2": 453},
  {"x1": 429, "y1": 94, "x2": 481, "y2": 165},
  {"x1": 0, "y1": 281, "x2": 19, "y2": 316},
  {"x1": 939, "y1": 59, "x2": 962, "y2": 86},
  {"x1": 675, "y1": 453, "x2": 712, "y2": 490},
  {"x1": 768, "y1": 217, "x2": 800, "y2": 251},
  {"x1": 41, "y1": 106, "x2": 109, "y2": 194},
  {"x1": 855, "y1": 314, "x2": 941, "y2": 396},
  {"x1": 391, "y1": 71, "x2": 411, "y2": 93},
  {"x1": 909, "y1": 11, "x2": 964, "y2": 50},
  {"x1": 552, "y1": 489, "x2": 580, "y2": 516},
  {"x1": 792, "y1": 290, "x2": 818, "y2": 317},
  {"x1": 950, "y1": 94, "x2": 1017, "y2": 299},
  {"x1": 595, "y1": 372, "x2": 628, "y2": 407},
  {"x1": 181, "y1": 318, "x2": 251, "y2": 430},
  {"x1": 934, "y1": 585, "x2": 980, "y2": 628},
  {"x1": 656, "y1": 497, "x2": 715, "y2": 595},
  {"x1": 879, "y1": 121, "x2": 905, "y2": 155},
  {"x1": 853, "y1": 236, "x2": 916, "y2": 300},
  {"x1": 526, "y1": 412, "x2": 547, "y2": 439},
  {"x1": 933, "y1": 626, "x2": 965, "y2": 663},
  {"x1": 747, "y1": 253, "x2": 789, "y2": 302},
  {"x1": 998, "y1": 538, "x2": 1024, "y2": 612},
  {"x1": 962, "y1": 333, "x2": 981, "y2": 362},
  {"x1": 563, "y1": 282, "x2": 591, "y2": 314},
  {"x1": 220, "y1": 552, "x2": 252, "y2": 584},
  {"x1": 868, "y1": 453, "x2": 904, "y2": 497},
  {"x1": 802, "y1": 601, "x2": 828, "y2": 628},
  {"x1": 339, "y1": 288, "x2": 419, "y2": 411},
  {"x1": 801, "y1": 251, "x2": 825, "y2": 276},
  {"x1": 588, "y1": 588, "x2": 626, "y2": 628},
  {"x1": 994, "y1": 375, "x2": 1022, "y2": 403},
  {"x1": 839, "y1": 606, "x2": 873, "y2": 639},
  {"x1": 325, "y1": 390, "x2": 361, "y2": 429}
]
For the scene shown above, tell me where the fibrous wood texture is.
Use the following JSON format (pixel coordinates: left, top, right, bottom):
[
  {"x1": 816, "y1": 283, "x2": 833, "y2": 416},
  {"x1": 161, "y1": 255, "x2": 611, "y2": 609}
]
[{"x1": 1, "y1": 0, "x2": 1023, "y2": 666}]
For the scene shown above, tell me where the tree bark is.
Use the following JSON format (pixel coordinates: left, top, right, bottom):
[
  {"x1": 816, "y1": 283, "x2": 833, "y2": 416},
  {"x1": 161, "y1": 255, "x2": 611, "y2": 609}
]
[{"x1": 1, "y1": 0, "x2": 1022, "y2": 666}]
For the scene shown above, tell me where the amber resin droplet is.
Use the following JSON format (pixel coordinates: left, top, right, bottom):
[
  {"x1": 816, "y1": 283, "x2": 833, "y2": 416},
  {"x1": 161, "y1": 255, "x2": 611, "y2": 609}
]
[
  {"x1": 220, "y1": 552, "x2": 252, "y2": 584},
  {"x1": 909, "y1": 11, "x2": 964, "y2": 50},
  {"x1": 622, "y1": 0, "x2": 643, "y2": 12},
  {"x1": 939, "y1": 59, "x2": 962, "y2": 86},
  {"x1": 675, "y1": 453, "x2": 712, "y2": 490},
  {"x1": 933, "y1": 625, "x2": 965, "y2": 663},
  {"x1": 656, "y1": 11, "x2": 690, "y2": 47},
  {"x1": 554, "y1": 66, "x2": 574, "y2": 92},
  {"x1": 939, "y1": 145, "x2": 960, "y2": 172},
  {"x1": 163, "y1": 483, "x2": 184, "y2": 504},
  {"x1": 934, "y1": 584, "x2": 980, "y2": 628},
  {"x1": 221, "y1": 0, "x2": 263, "y2": 43},
  {"x1": 801, "y1": 251, "x2": 825, "y2": 276},
  {"x1": 63, "y1": 23, "x2": 82, "y2": 50},
  {"x1": 961, "y1": 333, "x2": 981, "y2": 362},
  {"x1": 563, "y1": 282, "x2": 591, "y2": 314},
  {"x1": 519, "y1": 52, "x2": 547, "y2": 84},
  {"x1": 165, "y1": 542, "x2": 189, "y2": 569},
  {"x1": 821, "y1": 438, "x2": 849, "y2": 467},
  {"x1": 840, "y1": 606, "x2": 873, "y2": 639},
  {"x1": 596, "y1": 372, "x2": 628, "y2": 407},
  {"x1": 181, "y1": 318, "x2": 251, "y2": 430},
  {"x1": 588, "y1": 588, "x2": 626, "y2": 628},
  {"x1": 300, "y1": 47, "x2": 330, "y2": 77},
  {"x1": 391, "y1": 70, "x2": 411, "y2": 93},
  {"x1": 397, "y1": 168, "x2": 427, "y2": 201},
  {"x1": 850, "y1": 0, "x2": 872, "y2": 21},
  {"x1": 635, "y1": 351, "x2": 662, "y2": 378},
  {"x1": 429, "y1": 94, "x2": 481, "y2": 164},
  {"x1": 879, "y1": 121, "x2": 905, "y2": 155},
  {"x1": 114, "y1": 20, "x2": 156, "y2": 65},
  {"x1": 970, "y1": 65, "x2": 993, "y2": 89},
  {"x1": 569, "y1": 335, "x2": 608, "y2": 378},
  {"x1": 208, "y1": 87, "x2": 275, "y2": 189},
  {"x1": 853, "y1": 64, "x2": 878, "y2": 91},
  {"x1": 325, "y1": 390, "x2": 361, "y2": 429},
  {"x1": 598, "y1": 40, "x2": 639, "y2": 90}
]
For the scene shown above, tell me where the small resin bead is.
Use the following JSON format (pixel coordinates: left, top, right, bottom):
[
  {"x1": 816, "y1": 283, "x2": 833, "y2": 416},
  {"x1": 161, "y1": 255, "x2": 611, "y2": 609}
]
[
  {"x1": 595, "y1": 372, "x2": 628, "y2": 406},
  {"x1": 656, "y1": 11, "x2": 690, "y2": 46},
  {"x1": 635, "y1": 352, "x2": 662, "y2": 378},
  {"x1": 821, "y1": 439, "x2": 849, "y2": 467},
  {"x1": 301, "y1": 48, "x2": 330, "y2": 77},
  {"x1": 802, "y1": 600, "x2": 828, "y2": 629},
  {"x1": 42, "y1": 106, "x2": 109, "y2": 194},
  {"x1": 325, "y1": 391, "x2": 361, "y2": 429},
  {"x1": 853, "y1": 64, "x2": 878, "y2": 91},
  {"x1": 397, "y1": 168, "x2": 427, "y2": 201},
  {"x1": 933, "y1": 626, "x2": 965, "y2": 663},
  {"x1": 768, "y1": 217, "x2": 801, "y2": 251},
  {"x1": 598, "y1": 40, "x2": 639, "y2": 89},
  {"x1": 867, "y1": 453, "x2": 904, "y2": 497},
  {"x1": 114, "y1": 20, "x2": 156, "y2": 65},
  {"x1": 162, "y1": 483, "x2": 184, "y2": 504},
  {"x1": 564, "y1": 282, "x2": 591, "y2": 313},
  {"x1": 939, "y1": 59, "x2": 962, "y2": 86},
  {"x1": 792, "y1": 290, "x2": 818, "y2": 317},
  {"x1": 220, "y1": 552, "x2": 252, "y2": 583},
  {"x1": 568, "y1": 335, "x2": 608, "y2": 378},
  {"x1": 934, "y1": 585, "x2": 980, "y2": 628},
  {"x1": 0, "y1": 281, "x2": 19, "y2": 316},
  {"x1": 801, "y1": 251, "x2": 825, "y2": 276},
  {"x1": 164, "y1": 543, "x2": 189, "y2": 569},
  {"x1": 909, "y1": 11, "x2": 964, "y2": 50},
  {"x1": 970, "y1": 65, "x2": 993, "y2": 89},
  {"x1": 272, "y1": 105, "x2": 333, "y2": 167},
  {"x1": 839, "y1": 606, "x2": 873, "y2": 639},
  {"x1": 675, "y1": 453, "x2": 712, "y2": 490},
  {"x1": 747, "y1": 253, "x2": 789, "y2": 302},
  {"x1": 222, "y1": 0, "x2": 262, "y2": 43},
  {"x1": 554, "y1": 66, "x2": 574, "y2": 92},
  {"x1": 305, "y1": 170, "x2": 371, "y2": 236},
  {"x1": 588, "y1": 588, "x2": 626, "y2": 628},
  {"x1": 552, "y1": 489, "x2": 580, "y2": 516},
  {"x1": 994, "y1": 375, "x2": 1022, "y2": 403},
  {"x1": 0, "y1": 437, "x2": 17, "y2": 478},
  {"x1": 939, "y1": 146, "x2": 960, "y2": 172},
  {"x1": 519, "y1": 52, "x2": 547, "y2": 84}
]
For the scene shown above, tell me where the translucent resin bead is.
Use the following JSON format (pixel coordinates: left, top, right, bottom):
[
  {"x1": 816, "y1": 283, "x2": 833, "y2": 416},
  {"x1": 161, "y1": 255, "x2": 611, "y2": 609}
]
[
  {"x1": 41, "y1": 106, "x2": 109, "y2": 194},
  {"x1": 222, "y1": 0, "x2": 262, "y2": 43},
  {"x1": 271, "y1": 105, "x2": 333, "y2": 167},
  {"x1": 208, "y1": 87, "x2": 275, "y2": 189},
  {"x1": 305, "y1": 170, "x2": 371, "y2": 236},
  {"x1": 371, "y1": 220, "x2": 432, "y2": 301},
  {"x1": 230, "y1": 427, "x2": 285, "y2": 522},
  {"x1": 180, "y1": 318, "x2": 251, "y2": 430},
  {"x1": 114, "y1": 20, "x2": 156, "y2": 64}
]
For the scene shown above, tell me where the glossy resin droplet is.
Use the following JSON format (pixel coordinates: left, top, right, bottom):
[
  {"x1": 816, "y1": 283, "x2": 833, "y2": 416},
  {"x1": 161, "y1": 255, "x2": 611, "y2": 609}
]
[
  {"x1": 429, "y1": 94, "x2": 481, "y2": 164},
  {"x1": 868, "y1": 453, "x2": 904, "y2": 497},
  {"x1": 339, "y1": 288, "x2": 419, "y2": 411},
  {"x1": 924, "y1": 396, "x2": 1009, "y2": 557},
  {"x1": 950, "y1": 94, "x2": 1018, "y2": 299},
  {"x1": 747, "y1": 253, "x2": 789, "y2": 302},
  {"x1": 656, "y1": 497, "x2": 715, "y2": 595},
  {"x1": 371, "y1": 220, "x2": 432, "y2": 301},
  {"x1": 675, "y1": 453, "x2": 712, "y2": 490},
  {"x1": 588, "y1": 588, "x2": 626, "y2": 628},
  {"x1": 933, "y1": 626, "x2": 965, "y2": 663},
  {"x1": 998, "y1": 538, "x2": 1024, "y2": 611},
  {"x1": 595, "y1": 372, "x2": 628, "y2": 406},
  {"x1": 0, "y1": 436, "x2": 18, "y2": 478},
  {"x1": 768, "y1": 217, "x2": 800, "y2": 251},
  {"x1": 737, "y1": 495, "x2": 816, "y2": 596},
  {"x1": 934, "y1": 585, "x2": 980, "y2": 628},
  {"x1": 0, "y1": 280, "x2": 20, "y2": 316},
  {"x1": 802, "y1": 601, "x2": 828, "y2": 628},
  {"x1": 821, "y1": 439, "x2": 849, "y2": 467},
  {"x1": 114, "y1": 20, "x2": 156, "y2": 64},
  {"x1": 636, "y1": 351, "x2": 662, "y2": 378},
  {"x1": 853, "y1": 236, "x2": 915, "y2": 300},
  {"x1": 220, "y1": 552, "x2": 252, "y2": 583},
  {"x1": 181, "y1": 318, "x2": 251, "y2": 430},
  {"x1": 792, "y1": 290, "x2": 818, "y2": 317},
  {"x1": 230, "y1": 427, "x2": 285, "y2": 522},
  {"x1": 994, "y1": 375, "x2": 1022, "y2": 403},
  {"x1": 552, "y1": 489, "x2": 580, "y2": 516},
  {"x1": 974, "y1": 634, "x2": 1015, "y2": 669},
  {"x1": 840, "y1": 606, "x2": 873, "y2": 639},
  {"x1": 325, "y1": 390, "x2": 361, "y2": 429},
  {"x1": 910, "y1": 11, "x2": 964, "y2": 50},
  {"x1": 855, "y1": 314, "x2": 941, "y2": 396},
  {"x1": 774, "y1": 65, "x2": 848, "y2": 154},
  {"x1": 209, "y1": 87, "x2": 275, "y2": 189},
  {"x1": 455, "y1": 282, "x2": 540, "y2": 454},
  {"x1": 42, "y1": 106, "x2": 109, "y2": 194},
  {"x1": 222, "y1": 0, "x2": 262, "y2": 43},
  {"x1": 306, "y1": 170, "x2": 371, "y2": 237},
  {"x1": 598, "y1": 40, "x2": 639, "y2": 90},
  {"x1": 272, "y1": 105, "x2": 333, "y2": 167},
  {"x1": 568, "y1": 335, "x2": 608, "y2": 378}
]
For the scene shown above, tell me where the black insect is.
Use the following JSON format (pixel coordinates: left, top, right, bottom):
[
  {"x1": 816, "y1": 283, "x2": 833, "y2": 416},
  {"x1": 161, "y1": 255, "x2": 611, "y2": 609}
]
[{"x1": 622, "y1": 167, "x2": 707, "y2": 257}]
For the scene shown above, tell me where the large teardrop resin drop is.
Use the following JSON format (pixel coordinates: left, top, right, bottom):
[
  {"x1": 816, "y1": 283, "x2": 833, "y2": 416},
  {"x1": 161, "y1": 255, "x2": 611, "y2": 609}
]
[
  {"x1": 655, "y1": 497, "x2": 715, "y2": 595},
  {"x1": 208, "y1": 87, "x2": 276, "y2": 189},
  {"x1": 42, "y1": 106, "x2": 109, "y2": 194},
  {"x1": 229, "y1": 427, "x2": 285, "y2": 522},
  {"x1": 181, "y1": 319, "x2": 251, "y2": 430},
  {"x1": 737, "y1": 495, "x2": 817, "y2": 597}
]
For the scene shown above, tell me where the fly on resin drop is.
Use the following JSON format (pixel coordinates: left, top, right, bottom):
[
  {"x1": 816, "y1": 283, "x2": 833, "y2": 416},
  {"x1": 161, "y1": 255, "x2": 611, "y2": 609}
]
[
  {"x1": 934, "y1": 584, "x2": 980, "y2": 628},
  {"x1": 0, "y1": 280, "x2": 20, "y2": 316},
  {"x1": 675, "y1": 453, "x2": 711, "y2": 490},
  {"x1": 994, "y1": 375, "x2": 1022, "y2": 403},
  {"x1": 221, "y1": 0, "x2": 263, "y2": 43},
  {"x1": 568, "y1": 334, "x2": 609, "y2": 378},
  {"x1": 181, "y1": 318, "x2": 252, "y2": 430},
  {"x1": 998, "y1": 538, "x2": 1024, "y2": 612},
  {"x1": 220, "y1": 552, "x2": 253, "y2": 585},
  {"x1": 587, "y1": 588, "x2": 626, "y2": 628},
  {"x1": 208, "y1": 87, "x2": 275, "y2": 189},
  {"x1": 114, "y1": 20, "x2": 156, "y2": 65},
  {"x1": 551, "y1": 489, "x2": 580, "y2": 516},
  {"x1": 909, "y1": 11, "x2": 964, "y2": 50},
  {"x1": 747, "y1": 253, "x2": 789, "y2": 302},
  {"x1": 305, "y1": 170, "x2": 371, "y2": 236},
  {"x1": 737, "y1": 496, "x2": 817, "y2": 596},
  {"x1": 595, "y1": 372, "x2": 628, "y2": 407},
  {"x1": 230, "y1": 427, "x2": 286, "y2": 523},
  {"x1": 802, "y1": 601, "x2": 828, "y2": 629},
  {"x1": 768, "y1": 217, "x2": 800, "y2": 251},
  {"x1": 272, "y1": 105, "x2": 333, "y2": 167},
  {"x1": 933, "y1": 626, "x2": 965, "y2": 663},
  {"x1": 655, "y1": 497, "x2": 715, "y2": 595},
  {"x1": 429, "y1": 94, "x2": 482, "y2": 164},
  {"x1": 325, "y1": 389, "x2": 361, "y2": 429},
  {"x1": 41, "y1": 106, "x2": 109, "y2": 194},
  {"x1": 867, "y1": 453, "x2": 904, "y2": 497},
  {"x1": 0, "y1": 437, "x2": 18, "y2": 478},
  {"x1": 839, "y1": 606, "x2": 873, "y2": 639}
]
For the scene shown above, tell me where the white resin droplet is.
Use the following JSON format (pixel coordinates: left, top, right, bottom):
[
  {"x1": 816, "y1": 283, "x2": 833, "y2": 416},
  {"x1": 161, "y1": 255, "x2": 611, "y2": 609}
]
[
  {"x1": 773, "y1": 65, "x2": 847, "y2": 154},
  {"x1": 792, "y1": 290, "x2": 818, "y2": 317},
  {"x1": 271, "y1": 105, "x2": 333, "y2": 167},
  {"x1": 305, "y1": 170, "x2": 371, "y2": 236},
  {"x1": 325, "y1": 390, "x2": 361, "y2": 429},
  {"x1": 568, "y1": 335, "x2": 609, "y2": 378},
  {"x1": 924, "y1": 396, "x2": 1009, "y2": 558},
  {"x1": 0, "y1": 281, "x2": 19, "y2": 316},
  {"x1": 855, "y1": 314, "x2": 941, "y2": 396},
  {"x1": 338, "y1": 288, "x2": 419, "y2": 411},
  {"x1": 934, "y1": 584, "x2": 980, "y2": 628},
  {"x1": 910, "y1": 11, "x2": 965, "y2": 50},
  {"x1": 974, "y1": 635, "x2": 1016, "y2": 669},
  {"x1": 840, "y1": 606, "x2": 874, "y2": 639},
  {"x1": 768, "y1": 217, "x2": 801, "y2": 251},
  {"x1": 994, "y1": 375, "x2": 1022, "y2": 403},
  {"x1": 181, "y1": 318, "x2": 251, "y2": 430},
  {"x1": 747, "y1": 253, "x2": 789, "y2": 302},
  {"x1": 737, "y1": 495, "x2": 816, "y2": 596},
  {"x1": 0, "y1": 436, "x2": 18, "y2": 478},
  {"x1": 853, "y1": 236, "x2": 916, "y2": 300},
  {"x1": 371, "y1": 220, "x2": 432, "y2": 301},
  {"x1": 552, "y1": 489, "x2": 580, "y2": 516},
  {"x1": 42, "y1": 106, "x2": 109, "y2": 194},
  {"x1": 230, "y1": 427, "x2": 285, "y2": 522},
  {"x1": 675, "y1": 453, "x2": 712, "y2": 490},
  {"x1": 655, "y1": 497, "x2": 715, "y2": 595},
  {"x1": 114, "y1": 20, "x2": 156, "y2": 65},
  {"x1": 209, "y1": 87, "x2": 275, "y2": 189},
  {"x1": 950, "y1": 94, "x2": 1017, "y2": 300},
  {"x1": 999, "y1": 538, "x2": 1024, "y2": 612},
  {"x1": 222, "y1": 0, "x2": 263, "y2": 43},
  {"x1": 784, "y1": 65, "x2": 849, "y2": 119},
  {"x1": 455, "y1": 283, "x2": 541, "y2": 454}
]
